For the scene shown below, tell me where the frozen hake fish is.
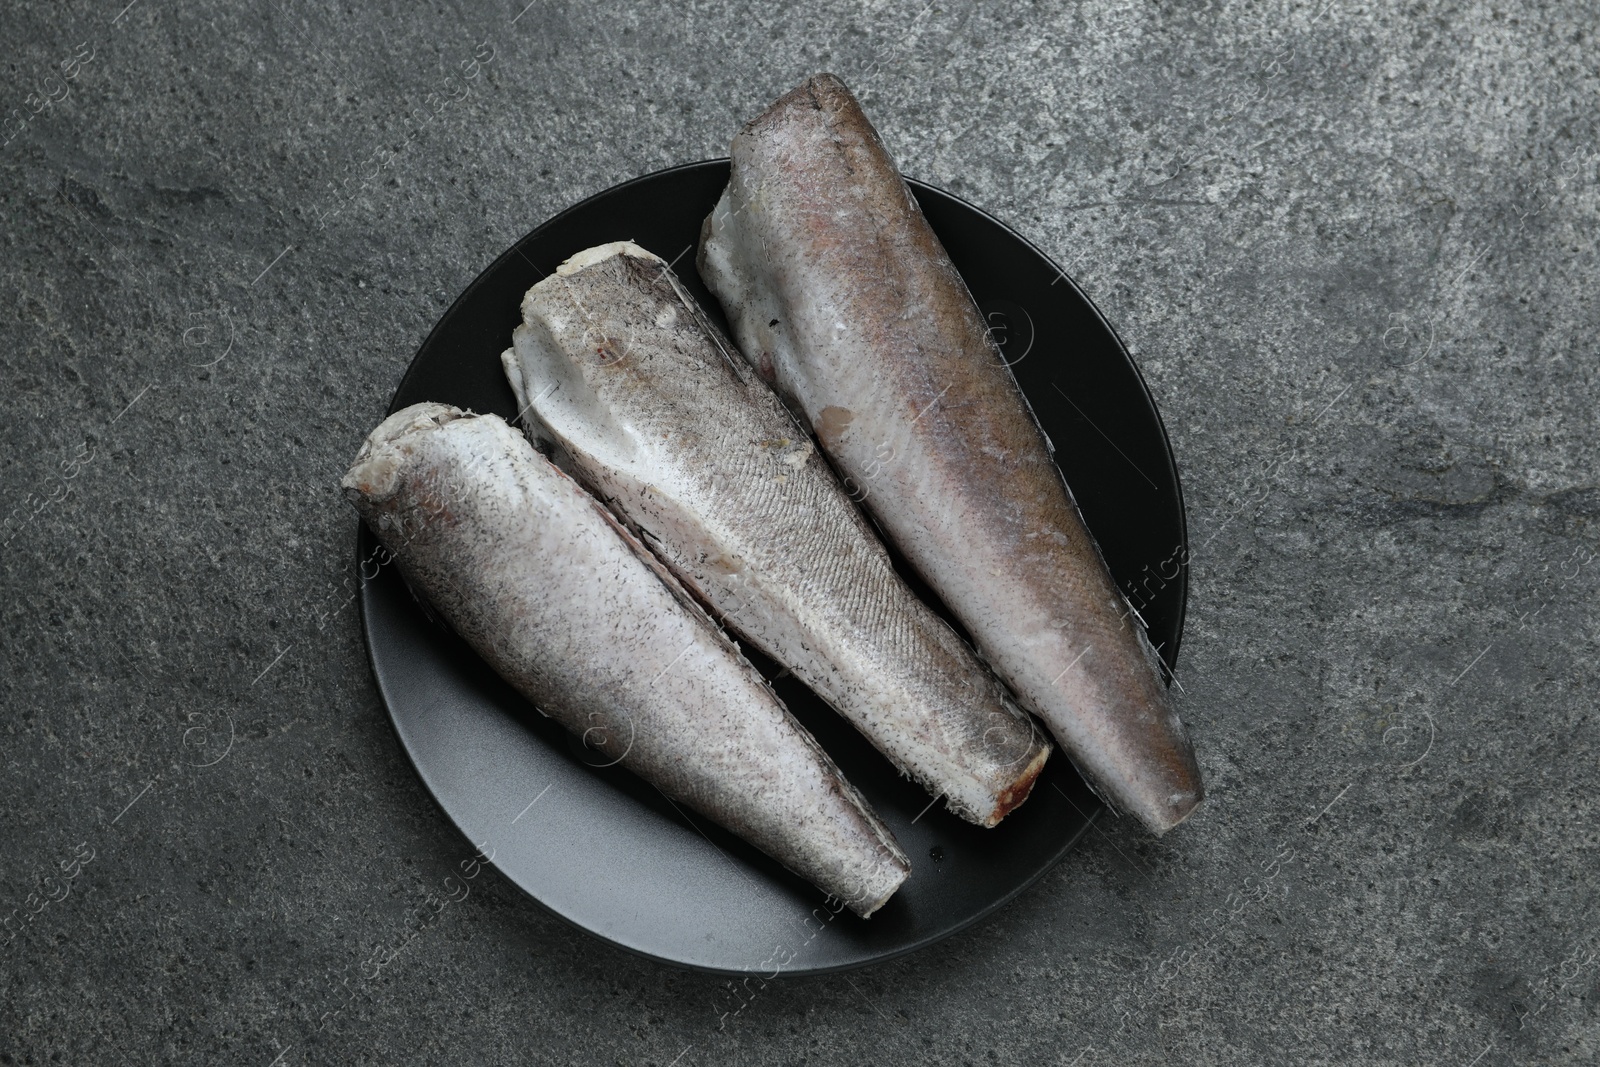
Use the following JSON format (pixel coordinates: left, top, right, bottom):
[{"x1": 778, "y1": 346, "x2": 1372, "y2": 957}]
[
  {"x1": 697, "y1": 74, "x2": 1204, "y2": 834},
  {"x1": 503, "y1": 242, "x2": 1051, "y2": 827},
  {"x1": 341, "y1": 402, "x2": 909, "y2": 915}
]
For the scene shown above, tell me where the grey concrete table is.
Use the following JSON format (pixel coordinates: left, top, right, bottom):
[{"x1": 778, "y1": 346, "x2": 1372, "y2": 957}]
[{"x1": 3, "y1": 1, "x2": 1595, "y2": 1064}]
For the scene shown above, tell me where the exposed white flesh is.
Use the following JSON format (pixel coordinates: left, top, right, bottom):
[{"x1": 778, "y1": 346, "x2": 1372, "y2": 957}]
[
  {"x1": 697, "y1": 74, "x2": 1204, "y2": 835},
  {"x1": 341, "y1": 403, "x2": 910, "y2": 915},
  {"x1": 502, "y1": 241, "x2": 1052, "y2": 827}
]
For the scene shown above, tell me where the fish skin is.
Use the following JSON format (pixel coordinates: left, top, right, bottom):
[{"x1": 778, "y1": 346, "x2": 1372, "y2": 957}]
[
  {"x1": 696, "y1": 73, "x2": 1205, "y2": 835},
  {"x1": 341, "y1": 402, "x2": 909, "y2": 915},
  {"x1": 502, "y1": 241, "x2": 1052, "y2": 828}
]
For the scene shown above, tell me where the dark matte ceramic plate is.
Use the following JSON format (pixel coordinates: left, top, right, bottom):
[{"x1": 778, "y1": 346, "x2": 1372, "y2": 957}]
[{"x1": 356, "y1": 159, "x2": 1187, "y2": 976}]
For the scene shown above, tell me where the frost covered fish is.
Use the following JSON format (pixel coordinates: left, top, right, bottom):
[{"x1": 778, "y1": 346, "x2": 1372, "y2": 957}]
[
  {"x1": 502, "y1": 241, "x2": 1051, "y2": 828},
  {"x1": 341, "y1": 402, "x2": 909, "y2": 914},
  {"x1": 697, "y1": 74, "x2": 1204, "y2": 834}
]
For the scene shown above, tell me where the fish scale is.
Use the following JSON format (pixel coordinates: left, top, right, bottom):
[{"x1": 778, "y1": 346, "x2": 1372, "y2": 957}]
[{"x1": 504, "y1": 242, "x2": 1051, "y2": 827}]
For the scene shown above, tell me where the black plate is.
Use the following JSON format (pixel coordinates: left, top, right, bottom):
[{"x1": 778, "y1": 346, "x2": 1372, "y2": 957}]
[{"x1": 357, "y1": 160, "x2": 1187, "y2": 976}]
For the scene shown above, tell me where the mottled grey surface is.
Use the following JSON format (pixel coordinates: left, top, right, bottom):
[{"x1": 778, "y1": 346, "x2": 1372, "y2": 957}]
[{"x1": 1, "y1": 0, "x2": 1595, "y2": 1064}]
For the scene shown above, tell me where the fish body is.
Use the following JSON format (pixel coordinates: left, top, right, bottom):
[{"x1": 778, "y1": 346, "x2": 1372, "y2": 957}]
[
  {"x1": 503, "y1": 241, "x2": 1050, "y2": 827},
  {"x1": 342, "y1": 402, "x2": 909, "y2": 914},
  {"x1": 697, "y1": 74, "x2": 1204, "y2": 834}
]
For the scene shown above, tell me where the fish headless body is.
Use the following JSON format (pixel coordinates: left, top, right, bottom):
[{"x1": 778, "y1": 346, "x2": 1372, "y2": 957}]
[
  {"x1": 697, "y1": 74, "x2": 1204, "y2": 834},
  {"x1": 504, "y1": 241, "x2": 1051, "y2": 827},
  {"x1": 342, "y1": 402, "x2": 909, "y2": 914}
]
